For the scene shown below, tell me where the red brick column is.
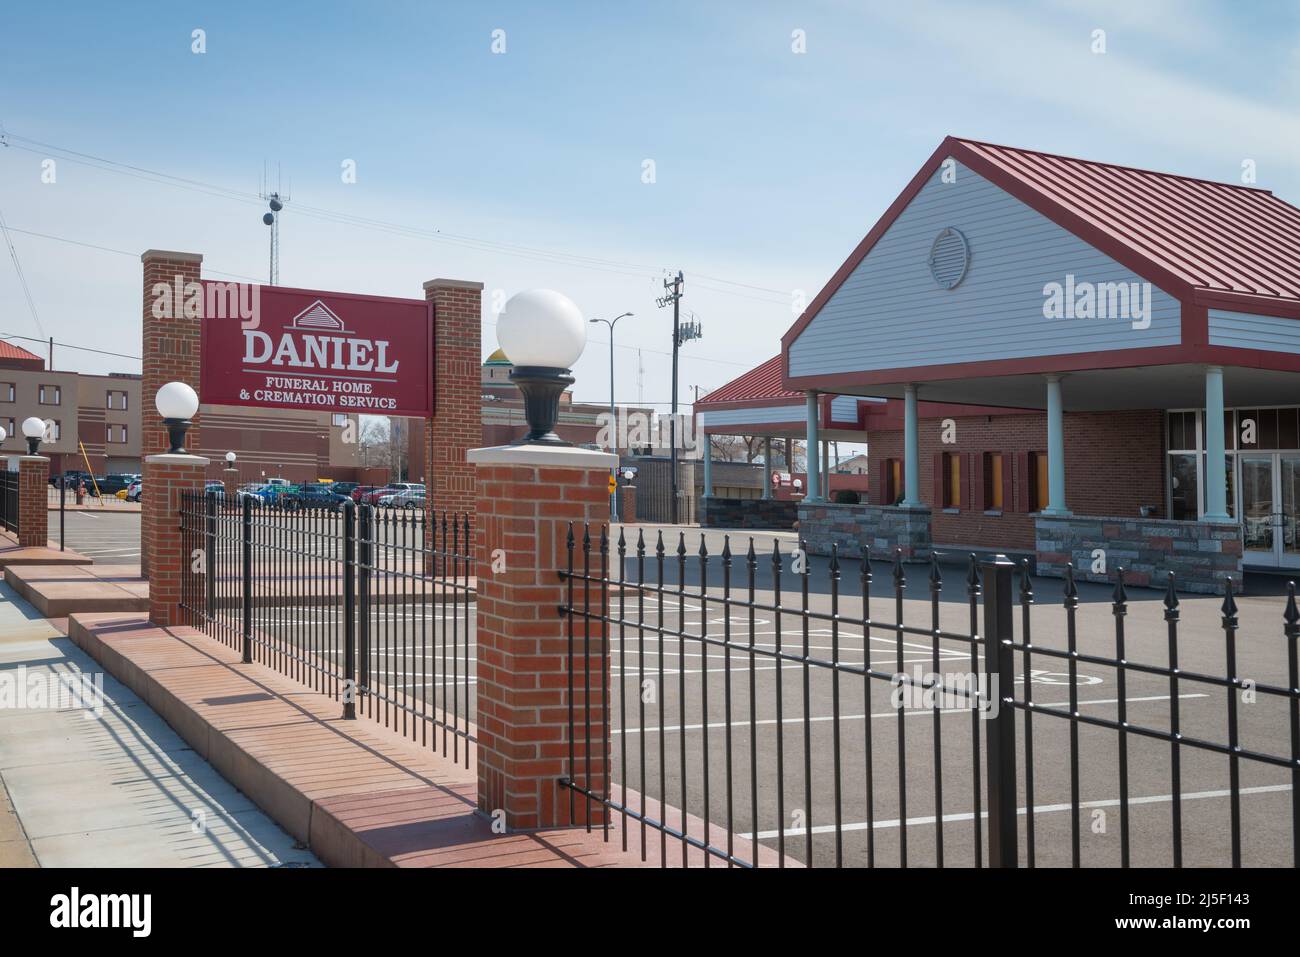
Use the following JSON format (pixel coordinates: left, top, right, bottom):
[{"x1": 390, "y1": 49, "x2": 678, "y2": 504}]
[
  {"x1": 618, "y1": 485, "x2": 637, "y2": 525},
  {"x1": 222, "y1": 467, "x2": 239, "y2": 500},
  {"x1": 17, "y1": 456, "x2": 49, "y2": 548},
  {"x1": 424, "y1": 278, "x2": 481, "y2": 521},
  {"x1": 141, "y1": 250, "x2": 203, "y2": 576},
  {"x1": 143, "y1": 453, "x2": 208, "y2": 626},
  {"x1": 468, "y1": 444, "x2": 617, "y2": 830}
]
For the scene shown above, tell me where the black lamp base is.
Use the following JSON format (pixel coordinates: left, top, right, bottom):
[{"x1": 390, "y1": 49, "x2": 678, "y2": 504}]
[
  {"x1": 509, "y1": 366, "x2": 573, "y2": 446},
  {"x1": 163, "y1": 418, "x2": 193, "y2": 455},
  {"x1": 25, "y1": 437, "x2": 40, "y2": 456}
]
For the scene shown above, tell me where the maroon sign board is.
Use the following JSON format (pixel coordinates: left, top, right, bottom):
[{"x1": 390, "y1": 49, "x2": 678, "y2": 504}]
[{"x1": 198, "y1": 282, "x2": 433, "y2": 417}]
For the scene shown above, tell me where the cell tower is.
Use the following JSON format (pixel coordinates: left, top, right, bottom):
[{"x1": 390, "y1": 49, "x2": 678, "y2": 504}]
[{"x1": 260, "y1": 163, "x2": 290, "y2": 286}]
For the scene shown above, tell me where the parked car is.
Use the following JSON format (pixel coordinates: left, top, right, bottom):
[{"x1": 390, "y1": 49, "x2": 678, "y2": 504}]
[
  {"x1": 98, "y1": 473, "x2": 140, "y2": 496},
  {"x1": 51, "y1": 470, "x2": 96, "y2": 491},
  {"x1": 352, "y1": 485, "x2": 382, "y2": 503},
  {"x1": 378, "y1": 487, "x2": 426, "y2": 509},
  {"x1": 289, "y1": 485, "x2": 351, "y2": 511},
  {"x1": 125, "y1": 480, "x2": 143, "y2": 502},
  {"x1": 359, "y1": 485, "x2": 400, "y2": 506},
  {"x1": 330, "y1": 481, "x2": 359, "y2": 498}
]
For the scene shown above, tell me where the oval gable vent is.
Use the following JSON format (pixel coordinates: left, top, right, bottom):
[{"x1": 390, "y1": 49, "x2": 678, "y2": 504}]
[{"x1": 928, "y1": 227, "x2": 970, "y2": 290}]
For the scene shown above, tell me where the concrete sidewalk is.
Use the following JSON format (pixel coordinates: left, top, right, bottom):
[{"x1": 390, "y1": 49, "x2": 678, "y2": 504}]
[{"x1": 0, "y1": 581, "x2": 319, "y2": 867}]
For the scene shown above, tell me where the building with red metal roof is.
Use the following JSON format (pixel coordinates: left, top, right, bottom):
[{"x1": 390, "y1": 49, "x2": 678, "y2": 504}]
[{"x1": 702, "y1": 137, "x2": 1300, "y2": 592}]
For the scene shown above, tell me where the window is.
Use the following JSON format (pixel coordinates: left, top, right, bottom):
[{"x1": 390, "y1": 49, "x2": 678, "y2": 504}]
[
  {"x1": 940, "y1": 452, "x2": 962, "y2": 509},
  {"x1": 106, "y1": 390, "x2": 129, "y2": 411},
  {"x1": 1, "y1": 417, "x2": 13, "y2": 441},
  {"x1": 44, "y1": 420, "x2": 60, "y2": 442},
  {"x1": 890, "y1": 459, "x2": 901, "y2": 504},
  {"x1": 1030, "y1": 452, "x2": 1049, "y2": 511},
  {"x1": 984, "y1": 452, "x2": 1006, "y2": 511},
  {"x1": 38, "y1": 384, "x2": 61, "y2": 406},
  {"x1": 332, "y1": 413, "x2": 349, "y2": 427},
  {"x1": 106, "y1": 424, "x2": 127, "y2": 444},
  {"x1": 0, "y1": 383, "x2": 13, "y2": 403}
]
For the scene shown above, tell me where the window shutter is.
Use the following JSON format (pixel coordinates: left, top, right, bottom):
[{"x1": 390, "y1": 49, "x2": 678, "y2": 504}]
[
  {"x1": 972, "y1": 452, "x2": 984, "y2": 512},
  {"x1": 1015, "y1": 451, "x2": 1030, "y2": 512},
  {"x1": 1001, "y1": 454, "x2": 1014, "y2": 514},
  {"x1": 876, "y1": 459, "x2": 890, "y2": 505},
  {"x1": 932, "y1": 453, "x2": 945, "y2": 508}
]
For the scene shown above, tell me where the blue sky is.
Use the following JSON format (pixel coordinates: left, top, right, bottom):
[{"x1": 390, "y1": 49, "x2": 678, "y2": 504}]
[{"x1": 2, "y1": 0, "x2": 1300, "y2": 416}]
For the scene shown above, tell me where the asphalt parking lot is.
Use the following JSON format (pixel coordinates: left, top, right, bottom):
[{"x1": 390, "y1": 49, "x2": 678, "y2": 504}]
[
  {"x1": 56, "y1": 510, "x2": 141, "y2": 564},
  {"x1": 239, "y1": 522, "x2": 1297, "y2": 868}
]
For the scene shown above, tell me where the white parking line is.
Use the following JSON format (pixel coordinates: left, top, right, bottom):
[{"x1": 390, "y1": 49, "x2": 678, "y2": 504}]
[{"x1": 746, "y1": 782, "x2": 1292, "y2": 840}]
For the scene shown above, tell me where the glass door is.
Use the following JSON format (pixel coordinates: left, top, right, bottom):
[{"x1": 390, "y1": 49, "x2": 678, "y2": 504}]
[
  {"x1": 1279, "y1": 454, "x2": 1300, "y2": 568},
  {"x1": 1239, "y1": 454, "x2": 1275, "y2": 562}
]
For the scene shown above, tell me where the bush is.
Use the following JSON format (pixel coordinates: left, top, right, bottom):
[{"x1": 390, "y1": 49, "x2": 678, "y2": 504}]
[{"x1": 833, "y1": 489, "x2": 861, "y2": 505}]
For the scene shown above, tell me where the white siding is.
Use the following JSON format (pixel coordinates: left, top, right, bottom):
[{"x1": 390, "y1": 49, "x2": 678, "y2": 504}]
[
  {"x1": 789, "y1": 160, "x2": 1181, "y2": 376},
  {"x1": 699, "y1": 404, "x2": 804, "y2": 428},
  {"x1": 1208, "y1": 309, "x2": 1300, "y2": 353}
]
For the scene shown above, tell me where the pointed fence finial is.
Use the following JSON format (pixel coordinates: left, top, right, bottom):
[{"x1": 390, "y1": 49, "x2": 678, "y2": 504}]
[
  {"x1": 892, "y1": 547, "x2": 905, "y2": 588},
  {"x1": 1163, "y1": 571, "x2": 1179, "y2": 620},
  {"x1": 1063, "y1": 561, "x2": 1079, "y2": 608}
]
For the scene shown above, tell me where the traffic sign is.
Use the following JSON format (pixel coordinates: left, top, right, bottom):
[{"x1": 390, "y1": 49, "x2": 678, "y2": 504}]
[{"x1": 608, "y1": 475, "x2": 617, "y2": 494}]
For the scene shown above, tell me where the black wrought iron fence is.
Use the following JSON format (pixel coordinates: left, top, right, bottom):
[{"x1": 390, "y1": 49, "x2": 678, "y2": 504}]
[
  {"x1": 560, "y1": 527, "x2": 1300, "y2": 869},
  {"x1": 178, "y1": 491, "x2": 475, "y2": 764},
  {"x1": 0, "y1": 470, "x2": 17, "y2": 535}
]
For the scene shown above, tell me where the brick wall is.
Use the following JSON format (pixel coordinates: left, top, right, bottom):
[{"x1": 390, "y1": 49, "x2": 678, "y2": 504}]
[
  {"x1": 142, "y1": 454, "x2": 208, "y2": 626},
  {"x1": 869, "y1": 410, "x2": 1165, "y2": 551},
  {"x1": 424, "y1": 279, "x2": 481, "y2": 521},
  {"x1": 703, "y1": 496, "x2": 799, "y2": 529},
  {"x1": 17, "y1": 457, "x2": 49, "y2": 548},
  {"x1": 472, "y1": 456, "x2": 612, "y2": 830},
  {"x1": 141, "y1": 250, "x2": 203, "y2": 576}
]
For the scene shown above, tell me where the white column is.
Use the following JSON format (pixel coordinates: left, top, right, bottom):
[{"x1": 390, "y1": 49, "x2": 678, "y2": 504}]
[
  {"x1": 762, "y1": 437, "x2": 772, "y2": 500},
  {"x1": 703, "y1": 432, "x2": 714, "y2": 498},
  {"x1": 805, "y1": 391, "x2": 821, "y2": 502},
  {"x1": 902, "y1": 384, "x2": 921, "y2": 507},
  {"x1": 1042, "y1": 374, "x2": 1070, "y2": 516},
  {"x1": 1204, "y1": 366, "x2": 1230, "y2": 522}
]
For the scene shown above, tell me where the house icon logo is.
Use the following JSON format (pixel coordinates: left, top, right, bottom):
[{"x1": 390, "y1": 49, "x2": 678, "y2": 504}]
[{"x1": 288, "y1": 300, "x2": 355, "y2": 336}]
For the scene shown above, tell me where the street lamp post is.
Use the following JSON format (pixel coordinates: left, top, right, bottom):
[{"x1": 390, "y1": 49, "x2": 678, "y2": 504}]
[{"x1": 590, "y1": 311, "x2": 633, "y2": 522}]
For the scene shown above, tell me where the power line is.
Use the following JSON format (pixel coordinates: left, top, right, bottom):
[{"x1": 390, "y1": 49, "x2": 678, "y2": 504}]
[
  {"x1": 0, "y1": 206, "x2": 47, "y2": 340},
  {"x1": 0, "y1": 131, "x2": 792, "y2": 303},
  {"x1": 0, "y1": 330, "x2": 140, "y2": 362}
]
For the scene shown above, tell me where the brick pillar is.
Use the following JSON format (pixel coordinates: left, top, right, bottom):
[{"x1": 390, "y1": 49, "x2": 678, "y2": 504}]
[
  {"x1": 141, "y1": 249, "x2": 203, "y2": 577},
  {"x1": 17, "y1": 456, "x2": 49, "y2": 549},
  {"x1": 143, "y1": 453, "x2": 208, "y2": 626},
  {"x1": 424, "y1": 278, "x2": 481, "y2": 522},
  {"x1": 468, "y1": 443, "x2": 618, "y2": 830},
  {"x1": 222, "y1": 467, "x2": 239, "y2": 500},
  {"x1": 618, "y1": 485, "x2": 637, "y2": 524}
]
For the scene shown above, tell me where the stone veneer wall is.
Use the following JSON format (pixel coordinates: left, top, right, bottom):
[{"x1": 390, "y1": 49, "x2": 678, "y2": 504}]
[
  {"x1": 703, "y1": 496, "x2": 799, "y2": 529},
  {"x1": 797, "y1": 502, "x2": 932, "y2": 560},
  {"x1": 1035, "y1": 514, "x2": 1242, "y2": 595}
]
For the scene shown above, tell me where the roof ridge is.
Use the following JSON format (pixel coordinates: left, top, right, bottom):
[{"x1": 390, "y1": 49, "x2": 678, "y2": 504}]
[{"x1": 953, "y1": 136, "x2": 1277, "y2": 197}]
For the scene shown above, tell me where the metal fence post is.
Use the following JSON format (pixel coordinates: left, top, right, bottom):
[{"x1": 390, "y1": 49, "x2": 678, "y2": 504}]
[
  {"x1": 342, "y1": 501, "x2": 357, "y2": 720},
  {"x1": 205, "y1": 490, "x2": 217, "y2": 620},
  {"x1": 241, "y1": 495, "x2": 252, "y2": 664},
  {"x1": 982, "y1": 554, "x2": 1018, "y2": 868},
  {"x1": 358, "y1": 504, "x2": 372, "y2": 709},
  {"x1": 59, "y1": 478, "x2": 65, "y2": 552}
]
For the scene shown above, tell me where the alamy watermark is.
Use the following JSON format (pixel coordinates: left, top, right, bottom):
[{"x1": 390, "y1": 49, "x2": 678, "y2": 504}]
[
  {"x1": 890, "y1": 667, "x2": 999, "y2": 718},
  {"x1": 1043, "y1": 274, "x2": 1151, "y2": 330},
  {"x1": 595, "y1": 408, "x2": 702, "y2": 458},
  {"x1": 0, "y1": 666, "x2": 104, "y2": 719}
]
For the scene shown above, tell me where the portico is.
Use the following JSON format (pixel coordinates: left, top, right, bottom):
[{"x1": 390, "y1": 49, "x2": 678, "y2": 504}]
[{"x1": 780, "y1": 136, "x2": 1300, "y2": 592}]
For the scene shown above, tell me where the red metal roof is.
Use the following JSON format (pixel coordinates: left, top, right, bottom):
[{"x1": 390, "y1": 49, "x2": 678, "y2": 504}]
[
  {"x1": 957, "y1": 137, "x2": 1300, "y2": 302},
  {"x1": 783, "y1": 136, "x2": 1300, "y2": 361},
  {"x1": 698, "y1": 356, "x2": 801, "y2": 406},
  {"x1": 0, "y1": 339, "x2": 43, "y2": 365}
]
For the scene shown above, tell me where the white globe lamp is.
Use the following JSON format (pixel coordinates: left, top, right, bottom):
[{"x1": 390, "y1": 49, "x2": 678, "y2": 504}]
[
  {"x1": 156, "y1": 381, "x2": 200, "y2": 454},
  {"x1": 497, "y1": 289, "x2": 586, "y2": 445},
  {"x1": 225, "y1": 451, "x2": 236, "y2": 465},
  {"x1": 21, "y1": 416, "x2": 46, "y2": 455}
]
